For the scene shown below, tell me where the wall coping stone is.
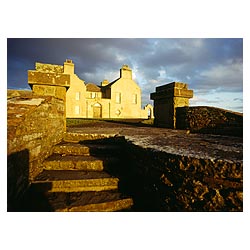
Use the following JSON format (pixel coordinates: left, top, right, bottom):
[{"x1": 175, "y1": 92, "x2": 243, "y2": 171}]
[{"x1": 8, "y1": 98, "x2": 45, "y2": 106}]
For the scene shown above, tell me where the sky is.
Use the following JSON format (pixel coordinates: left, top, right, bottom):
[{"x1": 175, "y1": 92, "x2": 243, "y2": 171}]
[{"x1": 7, "y1": 38, "x2": 243, "y2": 112}]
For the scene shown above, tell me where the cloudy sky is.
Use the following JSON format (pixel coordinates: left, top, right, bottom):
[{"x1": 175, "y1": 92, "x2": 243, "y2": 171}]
[{"x1": 7, "y1": 38, "x2": 243, "y2": 112}]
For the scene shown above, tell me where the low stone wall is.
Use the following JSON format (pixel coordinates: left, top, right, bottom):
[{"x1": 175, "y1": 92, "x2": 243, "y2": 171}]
[
  {"x1": 66, "y1": 121, "x2": 243, "y2": 211},
  {"x1": 120, "y1": 143, "x2": 243, "y2": 212},
  {"x1": 7, "y1": 94, "x2": 65, "y2": 210},
  {"x1": 176, "y1": 106, "x2": 243, "y2": 137}
]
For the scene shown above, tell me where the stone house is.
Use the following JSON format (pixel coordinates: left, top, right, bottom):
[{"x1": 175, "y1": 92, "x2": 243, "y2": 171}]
[{"x1": 33, "y1": 60, "x2": 152, "y2": 119}]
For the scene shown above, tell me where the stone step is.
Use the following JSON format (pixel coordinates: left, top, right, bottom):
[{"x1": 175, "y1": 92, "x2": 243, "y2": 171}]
[
  {"x1": 63, "y1": 132, "x2": 117, "y2": 143},
  {"x1": 32, "y1": 170, "x2": 119, "y2": 192},
  {"x1": 49, "y1": 191, "x2": 133, "y2": 212},
  {"x1": 53, "y1": 142, "x2": 90, "y2": 156},
  {"x1": 43, "y1": 154, "x2": 105, "y2": 171},
  {"x1": 82, "y1": 143, "x2": 123, "y2": 156},
  {"x1": 53, "y1": 141, "x2": 123, "y2": 156},
  {"x1": 24, "y1": 190, "x2": 133, "y2": 212},
  {"x1": 60, "y1": 198, "x2": 133, "y2": 212}
]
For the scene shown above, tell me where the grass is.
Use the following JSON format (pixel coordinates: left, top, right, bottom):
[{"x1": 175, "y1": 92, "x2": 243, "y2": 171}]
[{"x1": 66, "y1": 118, "x2": 154, "y2": 127}]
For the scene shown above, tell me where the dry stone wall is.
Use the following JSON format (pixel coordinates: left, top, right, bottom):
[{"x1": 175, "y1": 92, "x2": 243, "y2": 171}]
[
  {"x1": 7, "y1": 94, "x2": 65, "y2": 210},
  {"x1": 122, "y1": 143, "x2": 243, "y2": 211},
  {"x1": 176, "y1": 106, "x2": 243, "y2": 137},
  {"x1": 8, "y1": 95, "x2": 65, "y2": 179}
]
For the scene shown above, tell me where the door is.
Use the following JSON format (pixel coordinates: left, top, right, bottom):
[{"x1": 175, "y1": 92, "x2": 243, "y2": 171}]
[{"x1": 93, "y1": 103, "x2": 102, "y2": 118}]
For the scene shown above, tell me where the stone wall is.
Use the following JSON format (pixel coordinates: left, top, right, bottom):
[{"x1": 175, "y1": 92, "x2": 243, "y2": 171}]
[
  {"x1": 119, "y1": 143, "x2": 243, "y2": 212},
  {"x1": 7, "y1": 93, "x2": 65, "y2": 210},
  {"x1": 176, "y1": 106, "x2": 243, "y2": 137}
]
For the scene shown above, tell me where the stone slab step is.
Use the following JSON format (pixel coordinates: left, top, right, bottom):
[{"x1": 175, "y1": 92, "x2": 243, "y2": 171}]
[
  {"x1": 24, "y1": 190, "x2": 133, "y2": 212},
  {"x1": 53, "y1": 142, "x2": 90, "y2": 156},
  {"x1": 62, "y1": 198, "x2": 133, "y2": 212},
  {"x1": 79, "y1": 143, "x2": 123, "y2": 156},
  {"x1": 32, "y1": 170, "x2": 119, "y2": 192},
  {"x1": 49, "y1": 191, "x2": 133, "y2": 212},
  {"x1": 63, "y1": 132, "x2": 117, "y2": 143},
  {"x1": 53, "y1": 141, "x2": 123, "y2": 156},
  {"x1": 43, "y1": 154, "x2": 104, "y2": 171}
]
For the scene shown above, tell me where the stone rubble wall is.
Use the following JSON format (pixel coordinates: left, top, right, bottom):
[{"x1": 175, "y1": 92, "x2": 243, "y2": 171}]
[
  {"x1": 123, "y1": 143, "x2": 243, "y2": 212},
  {"x1": 7, "y1": 95, "x2": 65, "y2": 210},
  {"x1": 176, "y1": 106, "x2": 243, "y2": 137}
]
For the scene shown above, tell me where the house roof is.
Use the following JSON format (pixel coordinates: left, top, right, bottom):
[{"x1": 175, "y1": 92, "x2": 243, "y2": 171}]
[
  {"x1": 86, "y1": 83, "x2": 101, "y2": 92},
  {"x1": 102, "y1": 78, "x2": 119, "y2": 88}
]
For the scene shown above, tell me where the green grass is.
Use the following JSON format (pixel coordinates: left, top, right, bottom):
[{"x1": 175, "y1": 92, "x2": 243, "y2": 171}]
[
  {"x1": 66, "y1": 118, "x2": 102, "y2": 126},
  {"x1": 66, "y1": 118, "x2": 154, "y2": 127}
]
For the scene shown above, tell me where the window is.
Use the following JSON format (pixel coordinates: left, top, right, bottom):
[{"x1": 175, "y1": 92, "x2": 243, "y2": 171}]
[
  {"x1": 132, "y1": 94, "x2": 137, "y2": 104},
  {"x1": 91, "y1": 92, "x2": 96, "y2": 99},
  {"x1": 75, "y1": 105, "x2": 80, "y2": 115},
  {"x1": 115, "y1": 92, "x2": 121, "y2": 104},
  {"x1": 75, "y1": 92, "x2": 80, "y2": 101}
]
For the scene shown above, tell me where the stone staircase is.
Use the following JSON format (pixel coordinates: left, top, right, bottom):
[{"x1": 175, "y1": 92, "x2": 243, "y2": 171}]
[{"x1": 27, "y1": 133, "x2": 133, "y2": 212}]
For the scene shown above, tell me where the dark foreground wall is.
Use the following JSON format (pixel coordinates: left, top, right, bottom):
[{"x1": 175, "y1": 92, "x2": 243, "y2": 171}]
[
  {"x1": 176, "y1": 106, "x2": 243, "y2": 137},
  {"x1": 117, "y1": 142, "x2": 243, "y2": 212}
]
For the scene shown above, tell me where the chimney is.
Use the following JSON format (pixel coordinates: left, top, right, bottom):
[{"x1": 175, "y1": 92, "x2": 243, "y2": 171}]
[
  {"x1": 64, "y1": 59, "x2": 74, "y2": 75},
  {"x1": 101, "y1": 79, "x2": 109, "y2": 87},
  {"x1": 120, "y1": 65, "x2": 132, "y2": 79}
]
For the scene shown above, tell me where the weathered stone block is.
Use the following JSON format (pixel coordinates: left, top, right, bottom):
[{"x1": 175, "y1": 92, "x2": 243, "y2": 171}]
[
  {"x1": 173, "y1": 88, "x2": 193, "y2": 98},
  {"x1": 28, "y1": 71, "x2": 70, "y2": 87},
  {"x1": 31, "y1": 85, "x2": 67, "y2": 100},
  {"x1": 35, "y1": 62, "x2": 64, "y2": 73},
  {"x1": 55, "y1": 86, "x2": 67, "y2": 101},
  {"x1": 156, "y1": 82, "x2": 187, "y2": 91}
]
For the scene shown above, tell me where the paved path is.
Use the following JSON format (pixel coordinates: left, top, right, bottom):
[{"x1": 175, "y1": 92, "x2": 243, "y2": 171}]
[{"x1": 67, "y1": 121, "x2": 243, "y2": 163}]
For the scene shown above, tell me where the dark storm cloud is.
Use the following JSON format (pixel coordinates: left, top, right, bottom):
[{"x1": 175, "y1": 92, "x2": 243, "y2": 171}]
[
  {"x1": 139, "y1": 38, "x2": 242, "y2": 82},
  {"x1": 7, "y1": 38, "x2": 243, "y2": 111},
  {"x1": 138, "y1": 38, "x2": 243, "y2": 102}
]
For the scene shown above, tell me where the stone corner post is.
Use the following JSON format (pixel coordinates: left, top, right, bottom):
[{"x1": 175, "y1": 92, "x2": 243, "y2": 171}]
[
  {"x1": 150, "y1": 82, "x2": 193, "y2": 129},
  {"x1": 28, "y1": 69, "x2": 70, "y2": 131}
]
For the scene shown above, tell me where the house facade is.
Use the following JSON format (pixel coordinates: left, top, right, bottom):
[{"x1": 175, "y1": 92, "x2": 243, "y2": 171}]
[{"x1": 33, "y1": 59, "x2": 153, "y2": 119}]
